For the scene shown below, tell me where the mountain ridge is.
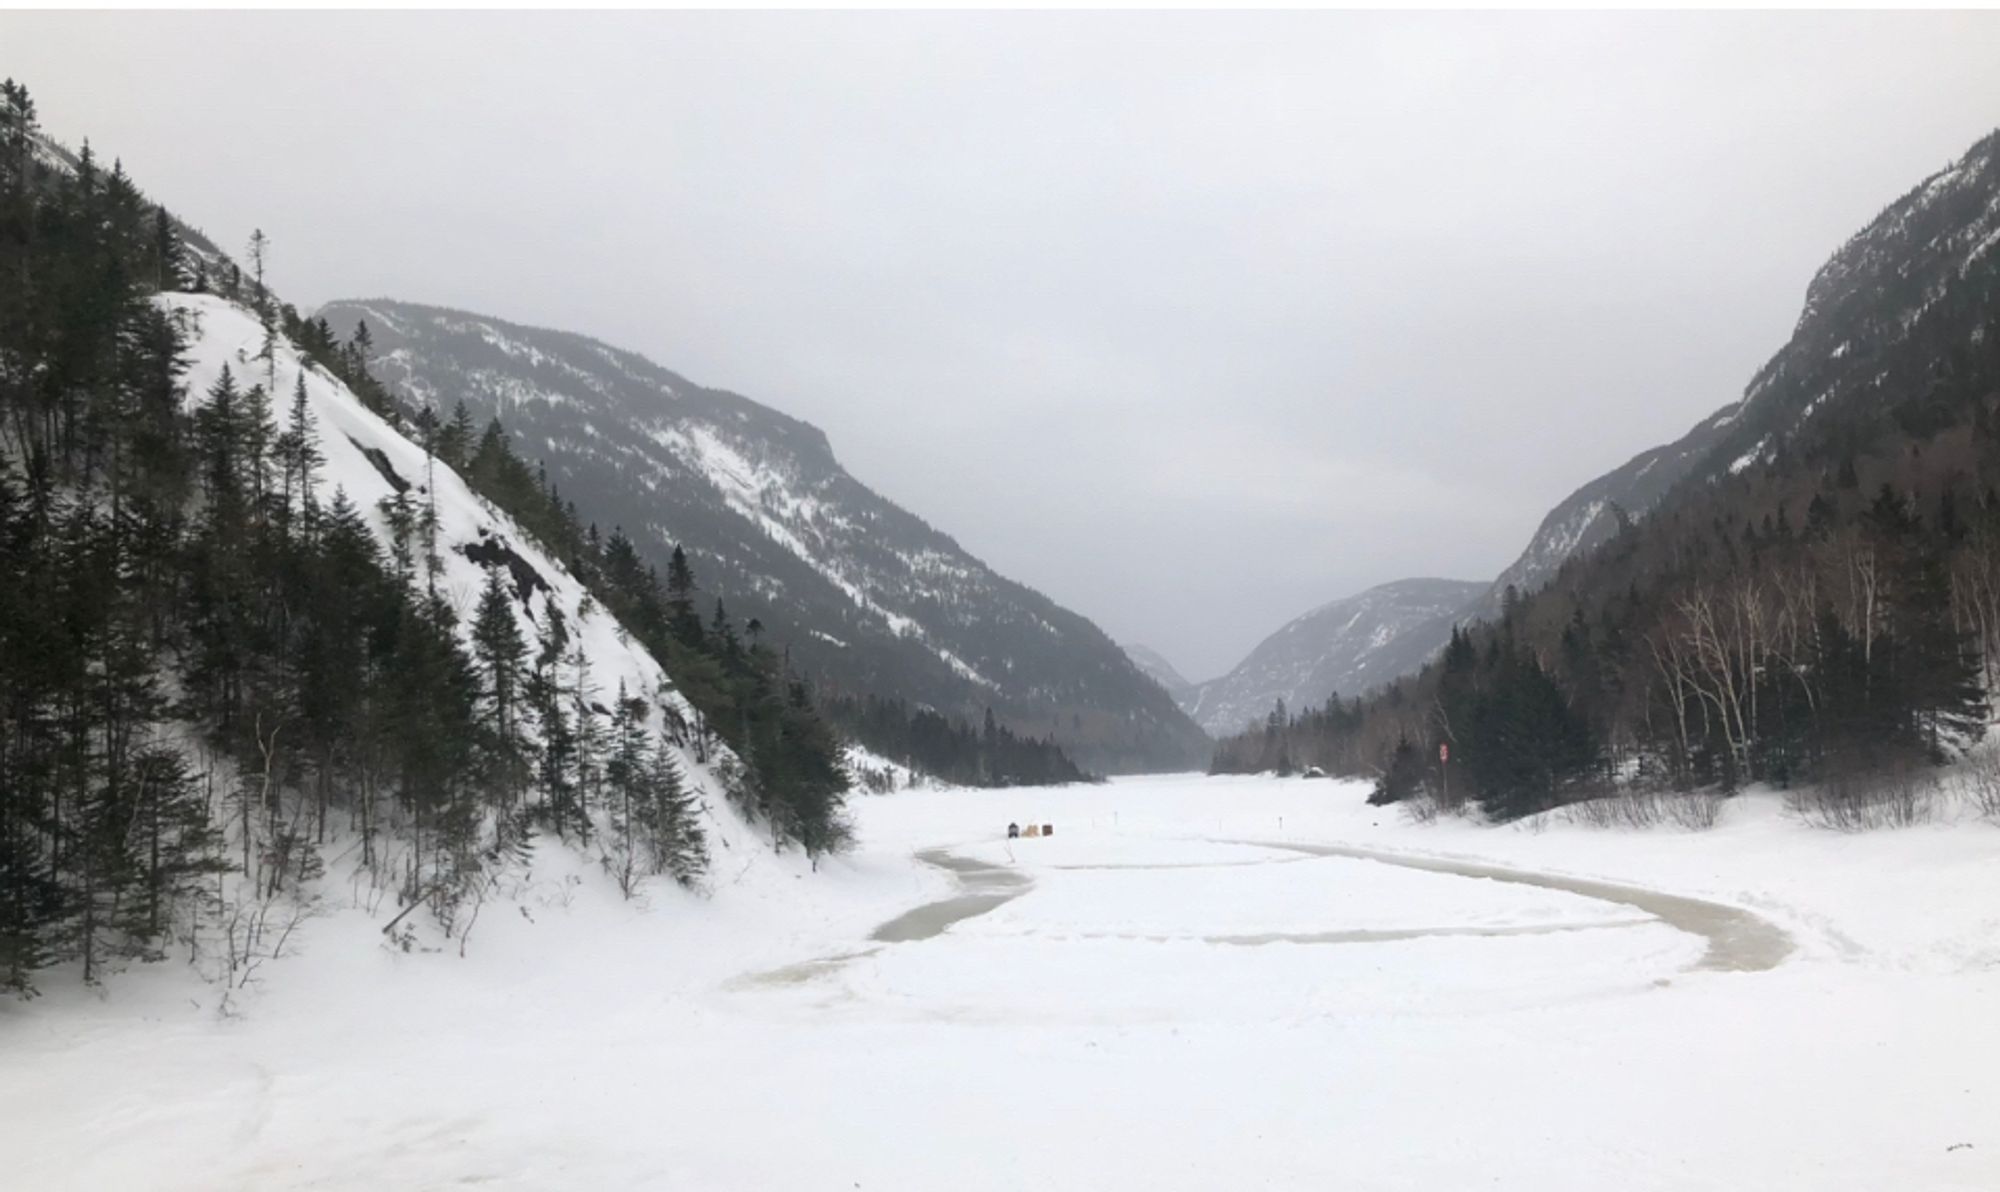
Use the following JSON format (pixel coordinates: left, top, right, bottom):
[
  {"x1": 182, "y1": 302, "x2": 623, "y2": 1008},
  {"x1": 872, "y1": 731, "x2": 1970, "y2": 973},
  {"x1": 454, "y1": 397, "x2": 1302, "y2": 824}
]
[
  {"x1": 1176, "y1": 577, "x2": 1486, "y2": 736},
  {"x1": 1120, "y1": 643, "x2": 1195, "y2": 696},
  {"x1": 1469, "y1": 129, "x2": 2000, "y2": 619},
  {"x1": 318, "y1": 297, "x2": 1211, "y2": 773}
]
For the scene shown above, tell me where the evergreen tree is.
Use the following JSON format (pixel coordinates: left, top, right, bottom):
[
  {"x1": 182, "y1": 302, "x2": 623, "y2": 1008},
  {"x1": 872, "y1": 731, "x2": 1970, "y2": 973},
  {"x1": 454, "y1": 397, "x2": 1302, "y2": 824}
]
[
  {"x1": 150, "y1": 207, "x2": 184, "y2": 292},
  {"x1": 1368, "y1": 735, "x2": 1426, "y2": 806},
  {"x1": 273, "y1": 373, "x2": 322, "y2": 542},
  {"x1": 471, "y1": 562, "x2": 528, "y2": 795},
  {"x1": 437, "y1": 400, "x2": 474, "y2": 471},
  {"x1": 603, "y1": 682, "x2": 650, "y2": 897},
  {"x1": 665, "y1": 545, "x2": 701, "y2": 646},
  {"x1": 646, "y1": 720, "x2": 707, "y2": 888}
]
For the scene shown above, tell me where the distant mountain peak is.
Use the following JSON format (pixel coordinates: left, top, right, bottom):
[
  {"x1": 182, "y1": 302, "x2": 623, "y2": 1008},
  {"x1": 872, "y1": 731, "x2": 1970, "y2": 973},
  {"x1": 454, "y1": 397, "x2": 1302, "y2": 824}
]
[
  {"x1": 1120, "y1": 643, "x2": 1194, "y2": 696},
  {"x1": 1177, "y1": 577, "x2": 1485, "y2": 735}
]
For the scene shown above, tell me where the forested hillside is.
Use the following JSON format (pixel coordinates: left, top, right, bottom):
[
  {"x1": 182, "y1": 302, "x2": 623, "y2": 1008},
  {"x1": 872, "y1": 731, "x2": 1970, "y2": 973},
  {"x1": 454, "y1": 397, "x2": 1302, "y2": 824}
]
[
  {"x1": 1217, "y1": 129, "x2": 2000, "y2": 825},
  {"x1": 0, "y1": 82, "x2": 849, "y2": 996}
]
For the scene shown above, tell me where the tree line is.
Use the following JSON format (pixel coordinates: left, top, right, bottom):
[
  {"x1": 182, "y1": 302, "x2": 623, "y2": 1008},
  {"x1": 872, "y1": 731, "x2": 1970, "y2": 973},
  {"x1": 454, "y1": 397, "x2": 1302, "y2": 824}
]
[
  {"x1": 1219, "y1": 471, "x2": 1997, "y2": 825},
  {"x1": 824, "y1": 694, "x2": 1094, "y2": 791}
]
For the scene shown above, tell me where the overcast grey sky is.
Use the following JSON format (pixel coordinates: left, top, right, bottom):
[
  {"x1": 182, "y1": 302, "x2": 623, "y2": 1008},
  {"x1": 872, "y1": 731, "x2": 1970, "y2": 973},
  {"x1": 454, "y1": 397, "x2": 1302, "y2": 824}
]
[{"x1": 8, "y1": 11, "x2": 2000, "y2": 679}]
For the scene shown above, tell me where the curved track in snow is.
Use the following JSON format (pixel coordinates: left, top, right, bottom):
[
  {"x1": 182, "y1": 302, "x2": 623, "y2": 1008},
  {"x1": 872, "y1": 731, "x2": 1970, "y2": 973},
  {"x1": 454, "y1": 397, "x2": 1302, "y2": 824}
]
[
  {"x1": 729, "y1": 849, "x2": 1033, "y2": 988},
  {"x1": 869, "y1": 849, "x2": 1033, "y2": 943},
  {"x1": 736, "y1": 835, "x2": 1792, "y2": 992},
  {"x1": 1232, "y1": 838, "x2": 1794, "y2": 972}
]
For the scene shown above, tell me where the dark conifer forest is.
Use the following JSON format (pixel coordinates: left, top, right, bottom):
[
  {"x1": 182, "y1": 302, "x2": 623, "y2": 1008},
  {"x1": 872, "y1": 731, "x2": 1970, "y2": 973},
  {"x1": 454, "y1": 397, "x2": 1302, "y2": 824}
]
[
  {"x1": 0, "y1": 81, "x2": 856, "y2": 995},
  {"x1": 826, "y1": 694, "x2": 1093, "y2": 790}
]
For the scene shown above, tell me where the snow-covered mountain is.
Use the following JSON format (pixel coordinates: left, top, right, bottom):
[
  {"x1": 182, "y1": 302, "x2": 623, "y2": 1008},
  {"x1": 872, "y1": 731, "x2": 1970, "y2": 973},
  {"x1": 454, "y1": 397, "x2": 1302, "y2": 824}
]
[
  {"x1": 1121, "y1": 644, "x2": 1194, "y2": 697},
  {"x1": 1474, "y1": 130, "x2": 2000, "y2": 617},
  {"x1": 1180, "y1": 578, "x2": 1486, "y2": 736},
  {"x1": 315, "y1": 300, "x2": 1210, "y2": 773}
]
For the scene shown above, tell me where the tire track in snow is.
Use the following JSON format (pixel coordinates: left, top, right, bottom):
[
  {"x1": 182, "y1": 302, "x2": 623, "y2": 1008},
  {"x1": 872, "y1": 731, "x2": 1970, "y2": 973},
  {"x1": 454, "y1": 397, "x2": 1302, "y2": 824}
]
[
  {"x1": 1059, "y1": 919, "x2": 1658, "y2": 947},
  {"x1": 1230, "y1": 838, "x2": 1794, "y2": 973},
  {"x1": 728, "y1": 849, "x2": 1031, "y2": 988},
  {"x1": 868, "y1": 849, "x2": 1032, "y2": 944}
]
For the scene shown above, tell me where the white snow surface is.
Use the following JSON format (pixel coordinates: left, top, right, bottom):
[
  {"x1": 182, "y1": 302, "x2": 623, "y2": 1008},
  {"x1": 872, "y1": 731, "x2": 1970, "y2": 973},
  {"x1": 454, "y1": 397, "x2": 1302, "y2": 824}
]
[
  {"x1": 1728, "y1": 435, "x2": 1771, "y2": 475},
  {"x1": 842, "y1": 742, "x2": 949, "y2": 792},
  {"x1": 4, "y1": 771, "x2": 1997, "y2": 1191}
]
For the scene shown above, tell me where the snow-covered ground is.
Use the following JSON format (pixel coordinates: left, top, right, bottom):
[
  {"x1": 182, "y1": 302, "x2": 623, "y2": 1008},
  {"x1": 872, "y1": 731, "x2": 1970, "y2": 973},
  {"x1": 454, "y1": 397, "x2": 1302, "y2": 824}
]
[{"x1": 4, "y1": 774, "x2": 1998, "y2": 1190}]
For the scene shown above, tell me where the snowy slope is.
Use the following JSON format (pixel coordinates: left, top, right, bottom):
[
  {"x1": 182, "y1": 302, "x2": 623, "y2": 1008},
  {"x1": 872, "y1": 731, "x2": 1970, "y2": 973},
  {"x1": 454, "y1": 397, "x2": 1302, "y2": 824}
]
[
  {"x1": 843, "y1": 742, "x2": 951, "y2": 794},
  {"x1": 1182, "y1": 578, "x2": 1486, "y2": 735},
  {"x1": 316, "y1": 300, "x2": 1210, "y2": 774},
  {"x1": 162, "y1": 292, "x2": 777, "y2": 879}
]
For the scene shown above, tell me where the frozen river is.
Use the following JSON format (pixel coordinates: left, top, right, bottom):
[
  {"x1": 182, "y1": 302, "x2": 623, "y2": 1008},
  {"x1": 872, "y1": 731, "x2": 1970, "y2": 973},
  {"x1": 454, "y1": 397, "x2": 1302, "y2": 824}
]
[{"x1": 2, "y1": 774, "x2": 1995, "y2": 1190}]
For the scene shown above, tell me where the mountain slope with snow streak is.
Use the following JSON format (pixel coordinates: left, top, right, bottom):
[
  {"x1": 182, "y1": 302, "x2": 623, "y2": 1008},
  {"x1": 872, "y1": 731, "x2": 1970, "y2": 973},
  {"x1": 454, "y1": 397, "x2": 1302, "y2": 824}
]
[{"x1": 317, "y1": 299, "x2": 1210, "y2": 773}]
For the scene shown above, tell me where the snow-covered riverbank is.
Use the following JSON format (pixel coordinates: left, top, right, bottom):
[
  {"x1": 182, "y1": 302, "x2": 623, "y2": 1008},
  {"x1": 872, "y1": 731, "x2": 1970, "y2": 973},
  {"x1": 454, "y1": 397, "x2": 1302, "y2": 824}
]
[{"x1": 3, "y1": 773, "x2": 1996, "y2": 1190}]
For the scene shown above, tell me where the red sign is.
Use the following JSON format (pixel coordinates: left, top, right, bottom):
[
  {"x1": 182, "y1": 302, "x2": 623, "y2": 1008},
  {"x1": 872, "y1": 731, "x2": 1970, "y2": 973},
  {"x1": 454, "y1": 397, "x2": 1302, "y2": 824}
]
[{"x1": 1439, "y1": 743, "x2": 1449, "y2": 763}]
